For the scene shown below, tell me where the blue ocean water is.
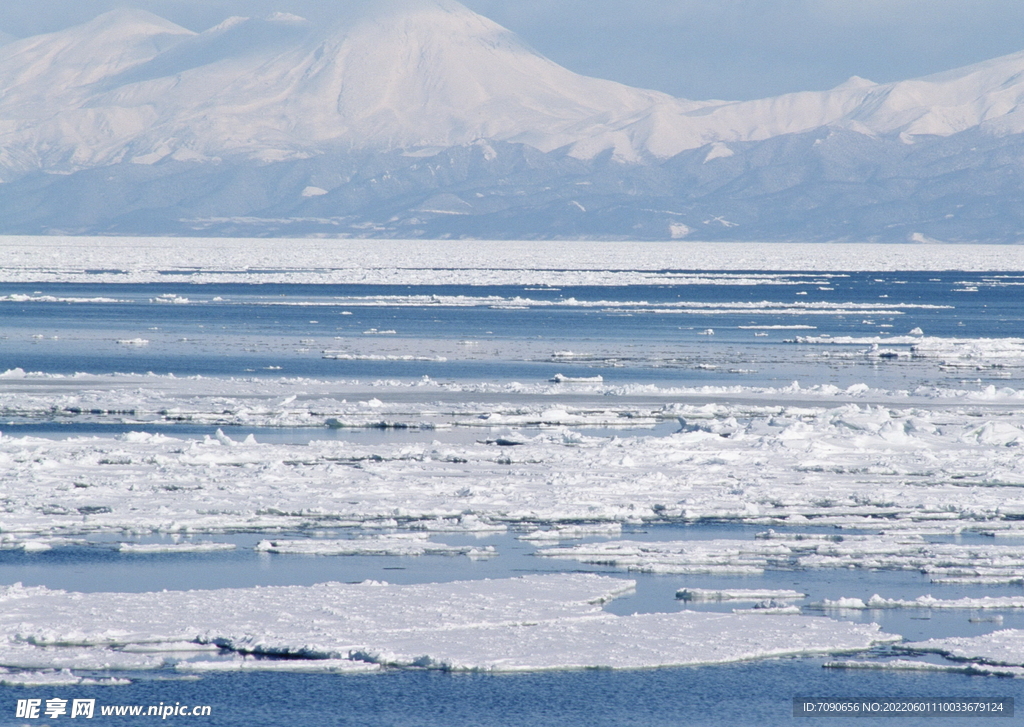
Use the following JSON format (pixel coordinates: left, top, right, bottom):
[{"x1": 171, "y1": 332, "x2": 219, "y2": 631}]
[
  {"x1": 1, "y1": 272, "x2": 1021, "y2": 389},
  {"x1": 2, "y1": 271, "x2": 1024, "y2": 725},
  {"x1": 4, "y1": 663, "x2": 1021, "y2": 727}
]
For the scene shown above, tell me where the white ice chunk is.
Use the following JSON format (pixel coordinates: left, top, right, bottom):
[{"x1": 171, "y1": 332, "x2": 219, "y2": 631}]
[
  {"x1": 176, "y1": 658, "x2": 378, "y2": 673},
  {"x1": 0, "y1": 575, "x2": 894, "y2": 673},
  {"x1": 677, "y1": 588, "x2": 806, "y2": 602},
  {"x1": 254, "y1": 534, "x2": 491, "y2": 557},
  {"x1": 550, "y1": 374, "x2": 604, "y2": 383},
  {"x1": 825, "y1": 659, "x2": 1024, "y2": 677},
  {"x1": 906, "y1": 630, "x2": 1024, "y2": 667},
  {"x1": 538, "y1": 535, "x2": 1024, "y2": 579},
  {"x1": 519, "y1": 523, "x2": 623, "y2": 541},
  {"x1": 0, "y1": 669, "x2": 130, "y2": 686},
  {"x1": 117, "y1": 542, "x2": 236, "y2": 554},
  {"x1": 819, "y1": 594, "x2": 1024, "y2": 610}
]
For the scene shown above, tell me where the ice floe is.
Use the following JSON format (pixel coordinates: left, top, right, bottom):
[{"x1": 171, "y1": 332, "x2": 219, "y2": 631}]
[
  {"x1": 816, "y1": 595, "x2": 1024, "y2": 610},
  {"x1": 254, "y1": 534, "x2": 495, "y2": 558},
  {"x1": 676, "y1": 588, "x2": 806, "y2": 602},
  {"x1": 536, "y1": 534, "x2": 1024, "y2": 579},
  {"x1": 794, "y1": 335, "x2": 1024, "y2": 365},
  {"x1": 904, "y1": 630, "x2": 1024, "y2": 668},
  {"x1": 519, "y1": 523, "x2": 623, "y2": 541},
  {"x1": 823, "y1": 659, "x2": 1024, "y2": 678},
  {"x1": 0, "y1": 575, "x2": 896, "y2": 676},
  {"x1": 117, "y1": 542, "x2": 237, "y2": 554},
  {"x1": 0, "y1": 668, "x2": 131, "y2": 687}
]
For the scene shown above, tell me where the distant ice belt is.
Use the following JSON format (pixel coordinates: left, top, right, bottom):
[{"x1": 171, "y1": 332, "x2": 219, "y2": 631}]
[
  {"x1": 0, "y1": 575, "x2": 896, "y2": 675},
  {"x1": 3, "y1": 239, "x2": 1024, "y2": 282}
]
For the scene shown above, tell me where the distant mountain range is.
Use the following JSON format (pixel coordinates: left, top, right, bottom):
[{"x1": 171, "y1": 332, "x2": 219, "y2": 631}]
[{"x1": 2, "y1": 0, "x2": 1024, "y2": 241}]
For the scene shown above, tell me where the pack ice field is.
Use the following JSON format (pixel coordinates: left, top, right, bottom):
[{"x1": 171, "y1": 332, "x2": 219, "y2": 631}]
[{"x1": 2, "y1": 238, "x2": 1024, "y2": 724}]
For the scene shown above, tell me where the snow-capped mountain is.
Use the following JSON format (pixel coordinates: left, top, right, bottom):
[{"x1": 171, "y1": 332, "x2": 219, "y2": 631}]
[
  {"x1": 2, "y1": 0, "x2": 1024, "y2": 240},
  {"x1": 0, "y1": 2, "x2": 705, "y2": 177}
]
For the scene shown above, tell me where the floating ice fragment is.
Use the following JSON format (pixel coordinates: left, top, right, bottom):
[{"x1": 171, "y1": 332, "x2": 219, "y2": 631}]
[
  {"x1": 177, "y1": 658, "x2": 378, "y2": 673},
  {"x1": 550, "y1": 373, "x2": 604, "y2": 383},
  {"x1": 817, "y1": 594, "x2": 1024, "y2": 610},
  {"x1": 405, "y1": 515, "x2": 506, "y2": 533},
  {"x1": 0, "y1": 668, "x2": 130, "y2": 687},
  {"x1": 823, "y1": 659, "x2": 1024, "y2": 677},
  {"x1": 731, "y1": 602, "x2": 802, "y2": 615},
  {"x1": 904, "y1": 630, "x2": 1024, "y2": 668},
  {"x1": 254, "y1": 534, "x2": 491, "y2": 557},
  {"x1": 151, "y1": 294, "x2": 189, "y2": 304},
  {"x1": 117, "y1": 543, "x2": 236, "y2": 554},
  {"x1": 519, "y1": 523, "x2": 623, "y2": 541},
  {"x1": 539, "y1": 535, "x2": 1024, "y2": 579},
  {"x1": 676, "y1": 588, "x2": 806, "y2": 602}
]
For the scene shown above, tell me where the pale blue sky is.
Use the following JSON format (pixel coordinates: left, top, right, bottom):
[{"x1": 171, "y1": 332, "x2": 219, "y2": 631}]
[{"x1": 3, "y1": 0, "x2": 1024, "y2": 100}]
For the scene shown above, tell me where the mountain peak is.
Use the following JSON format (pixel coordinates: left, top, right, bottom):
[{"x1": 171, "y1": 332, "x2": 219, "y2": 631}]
[
  {"x1": 266, "y1": 12, "x2": 309, "y2": 24},
  {"x1": 5, "y1": 3, "x2": 1024, "y2": 182},
  {"x1": 76, "y1": 8, "x2": 194, "y2": 38},
  {"x1": 26, "y1": 0, "x2": 675, "y2": 163},
  {"x1": 833, "y1": 75, "x2": 876, "y2": 90}
]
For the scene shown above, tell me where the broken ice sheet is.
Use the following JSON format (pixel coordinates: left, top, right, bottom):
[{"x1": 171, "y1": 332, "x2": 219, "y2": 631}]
[
  {"x1": 535, "y1": 534, "x2": 1024, "y2": 580},
  {"x1": 117, "y1": 542, "x2": 236, "y2": 554},
  {"x1": 0, "y1": 668, "x2": 131, "y2": 687},
  {"x1": 518, "y1": 523, "x2": 623, "y2": 541},
  {"x1": 903, "y1": 629, "x2": 1024, "y2": 667},
  {"x1": 6, "y1": 393, "x2": 1024, "y2": 537},
  {"x1": 815, "y1": 595, "x2": 1024, "y2": 610},
  {"x1": 676, "y1": 588, "x2": 806, "y2": 602},
  {"x1": 0, "y1": 575, "x2": 895, "y2": 675},
  {"x1": 254, "y1": 533, "x2": 495, "y2": 557},
  {"x1": 824, "y1": 659, "x2": 1024, "y2": 678}
]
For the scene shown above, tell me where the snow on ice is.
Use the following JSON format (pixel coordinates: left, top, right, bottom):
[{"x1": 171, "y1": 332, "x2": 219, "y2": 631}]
[
  {"x1": 3, "y1": 238, "x2": 1024, "y2": 287},
  {"x1": 3, "y1": 380, "x2": 1024, "y2": 537},
  {"x1": 254, "y1": 534, "x2": 495, "y2": 558},
  {"x1": 0, "y1": 575, "x2": 895, "y2": 677},
  {"x1": 536, "y1": 535, "x2": 1024, "y2": 580},
  {"x1": 906, "y1": 630, "x2": 1024, "y2": 669}
]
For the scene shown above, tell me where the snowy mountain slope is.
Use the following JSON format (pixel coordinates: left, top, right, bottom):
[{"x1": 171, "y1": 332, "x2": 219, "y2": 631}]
[
  {"x1": 614, "y1": 50, "x2": 1024, "y2": 157},
  {"x1": 0, "y1": 1, "x2": 719, "y2": 178},
  {"x1": 0, "y1": 10, "x2": 195, "y2": 177},
  {"x1": 3, "y1": 0, "x2": 1024, "y2": 240},
  {"x1": 4, "y1": 0, "x2": 1024, "y2": 178}
]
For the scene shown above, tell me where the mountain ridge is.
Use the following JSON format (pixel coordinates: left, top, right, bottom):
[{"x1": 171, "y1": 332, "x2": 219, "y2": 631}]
[{"x1": 1, "y1": 0, "x2": 1024, "y2": 241}]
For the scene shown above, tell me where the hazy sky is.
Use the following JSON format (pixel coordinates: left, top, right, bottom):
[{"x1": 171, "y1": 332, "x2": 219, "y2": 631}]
[{"x1": 3, "y1": 0, "x2": 1024, "y2": 100}]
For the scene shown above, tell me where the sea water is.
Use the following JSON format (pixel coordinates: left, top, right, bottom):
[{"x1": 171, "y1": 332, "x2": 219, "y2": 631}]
[
  {"x1": 2, "y1": 273, "x2": 1021, "y2": 390},
  {"x1": 15, "y1": 664, "x2": 1024, "y2": 727},
  {"x1": 2, "y1": 269, "x2": 1024, "y2": 725}
]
